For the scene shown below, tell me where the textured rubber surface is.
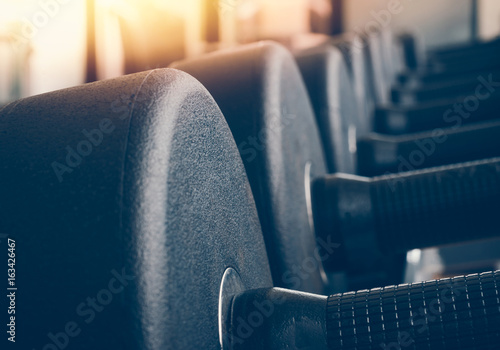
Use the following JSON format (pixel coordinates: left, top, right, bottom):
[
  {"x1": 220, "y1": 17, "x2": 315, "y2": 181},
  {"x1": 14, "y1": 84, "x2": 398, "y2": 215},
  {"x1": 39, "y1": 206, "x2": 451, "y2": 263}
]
[
  {"x1": 294, "y1": 44, "x2": 358, "y2": 174},
  {"x1": 371, "y1": 158, "x2": 500, "y2": 254},
  {"x1": 327, "y1": 270, "x2": 500, "y2": 349},
  {"x1": 173, "y1": 42, "x2": 330, "y2": 294},
  {"x1": 341, "y1": 34, "x2": 377, "y2": 137},
  {"x1": 0, "y1": 69, "x2": 272, "y2": 349}
]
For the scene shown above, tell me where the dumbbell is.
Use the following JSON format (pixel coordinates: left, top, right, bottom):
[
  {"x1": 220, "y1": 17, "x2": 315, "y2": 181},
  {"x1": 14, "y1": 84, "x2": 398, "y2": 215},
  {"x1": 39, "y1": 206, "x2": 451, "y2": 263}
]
[
  {"x1": 289, "y1": 33, "x2": 375, "y2": 171},
  {"x1": 397, "y1": 45, "x2": 500, "y2": 87},
  {"x1": 362, "y1": 33, "x2": 500, "y2": 280},
  {"x1": 0, "y1": 69, "x2": 273, "y2": 349},
  {"x1": 290, "y1": 38, "x2": 500, "y2": 179},
  {"x1": 334, "y1": 29, "x2": 403, "y2": 108},
  {"x1": 292, "y1": 36, "x2": 500, "y2": 285},
  {"x1": 322, "y1": 35, "x2": 500, "y2": 177},
  {"x1": 358, "y1": 120, "x2": 500, "y2": 176},
  {"x1": 365, "y1": 30, "x2": 500, "y2": 124},
  {"x1": 387, "y1": 77, "x2": 500, "y2": 136},
  {"x1": 3, "y1": 62, "x2": 499, "y2": 350},
  {"x1": 224, "y1": 270, "x2": 500, "y2": 350},
  {"x1": 364, "y1": 30, "x2": 393, "y2": 106},
  {"x1": 172, "y1": 42, "x2": 331, "y2": 294},
  {"x1": 398, "y1": 33, "x2": 500, "y2": 83},
  {"x1": 293, "y1": 43, "x2": 359, "y2": 174},
  {"x1": 398, "y1": 51, "x2": 500, "y2": 88},
  {"x1": 362, "y1": 30, "x2": 500, "y2": 126},
  {"x1": 292, "y1": 34, "x2": 401, "y2": 171},
  {"x1": 403, "y1": 34, "x2": 500, "y2": 67},
  {"x1": 292, "y1": 35, "x2": 381, "y2": 173},
  {"x1": 172, "y1": 42, "x2": 500, "y2": 292},
  {"x1": 365, "y1": 30, "x2": 500, "y2": 107},
  {"x1": 374, "y1": 91, "x2": 500, "y2": 135},
  {"x1": 342, "y1": 31, "x2": 499, "y2": 135},
  {"x1": 391, "y1": 70, "x2": 500, "y2": 106},
  {"x1": 363, "y1": 34, "x2": 500, "y2": 175},
  {"x1": 313, "y1": 158, "x2": 500, "y2": 275},
  {"x1": 301, "y1": 31, "x2": 500, "y2": 277}
]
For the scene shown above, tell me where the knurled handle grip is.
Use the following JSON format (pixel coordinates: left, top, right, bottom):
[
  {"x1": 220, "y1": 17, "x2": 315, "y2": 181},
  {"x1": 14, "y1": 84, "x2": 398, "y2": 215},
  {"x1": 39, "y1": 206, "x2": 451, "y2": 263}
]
[
  {"x1": 370, "y1": 158, "x2": 500, "y2": 254},
  {"x1": 327, "y1": 270, "x2": 500, "y2": 350}
]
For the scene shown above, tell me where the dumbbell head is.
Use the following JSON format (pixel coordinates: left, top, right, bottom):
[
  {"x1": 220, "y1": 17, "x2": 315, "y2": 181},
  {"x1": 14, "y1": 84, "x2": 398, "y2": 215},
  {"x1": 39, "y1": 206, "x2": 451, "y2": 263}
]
[
  {"x1": 0, "y1": 69, "x2": 272, "y2": 349},
  {"x1": 335, "y1": 34, "x2": 377, "y2": 136},
  {"x1": 292, "y1": 34, "x2": 381, "y2": 175},
  {"x1": 380, "y1": 28, "x2": 404, "y2": 85},
  {"x1": 366, "y1": 30, "x2": 392, "y2": 105},
  {"x1": 293, "y1": 43, "x2": 358, "y2": 174},
  {"x1": 172, "y1": 42, "x2": 331, "y2": 294},
  {"x1": 174, "y1": 41, "x2": 500, "y2": 293},
  {"x1": 292, "y1": 37, "x2": 408, "y2": 288},
  {"x1": 306, "y1": 34, "x2": 378, "y2": 137}
]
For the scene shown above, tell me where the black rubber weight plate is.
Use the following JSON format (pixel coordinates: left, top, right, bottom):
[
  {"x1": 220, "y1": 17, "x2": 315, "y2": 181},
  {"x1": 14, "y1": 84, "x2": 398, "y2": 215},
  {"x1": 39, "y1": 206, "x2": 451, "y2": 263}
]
[
  {"x1": 294, "y1": 44, "x2": 359, "y2": 174},
  {"x1": 172, "y1": 42, "x2": 330, "y2": 294},
  {"x1": 0, "y1": 69, "x2": 272, "y2": 350}
]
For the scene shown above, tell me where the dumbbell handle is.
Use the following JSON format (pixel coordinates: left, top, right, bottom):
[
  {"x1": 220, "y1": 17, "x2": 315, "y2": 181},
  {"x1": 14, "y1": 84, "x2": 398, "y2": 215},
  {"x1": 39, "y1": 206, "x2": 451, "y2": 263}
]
[
  {"x1": 313, "y1": 158, "x2": 500, "y2": 271},
  {"x1": 327, "y1": 270, "x2": 500, "y2": 349},
  {"x1": 228, "y1": 271, "x2": 500, "y2": 350},
  {"x1": 374, "y1": 92, "x2": 500, "y2": 135},
  {"x1": 391, "y1": 76, "x2": 497, "y2": 105},
  {"x1": 399, "y1": 44, "x2": 500, "y2": 83},
  {"x1": 357, "y1": 120, "x2": 500, "y2": 177}
]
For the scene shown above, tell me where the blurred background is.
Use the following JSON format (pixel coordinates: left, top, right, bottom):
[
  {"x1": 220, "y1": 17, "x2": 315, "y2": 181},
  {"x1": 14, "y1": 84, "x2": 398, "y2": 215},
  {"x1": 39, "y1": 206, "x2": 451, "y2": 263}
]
[{"x1": 2, "y1": 0, "x2": 500, "y2": 105}]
